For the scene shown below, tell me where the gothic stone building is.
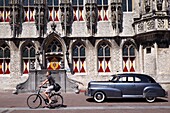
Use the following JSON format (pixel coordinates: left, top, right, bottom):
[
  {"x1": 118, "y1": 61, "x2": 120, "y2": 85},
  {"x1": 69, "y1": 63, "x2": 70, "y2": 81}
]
[{"x1": 0, "y1": 0, "x2": 170, "y2": 91}]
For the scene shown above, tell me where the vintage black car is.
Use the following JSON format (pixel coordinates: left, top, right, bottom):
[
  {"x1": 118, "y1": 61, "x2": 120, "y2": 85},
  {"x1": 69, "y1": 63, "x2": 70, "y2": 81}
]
[{"x1": 85, "y1": 73, "x2": 168, "y2": 103}]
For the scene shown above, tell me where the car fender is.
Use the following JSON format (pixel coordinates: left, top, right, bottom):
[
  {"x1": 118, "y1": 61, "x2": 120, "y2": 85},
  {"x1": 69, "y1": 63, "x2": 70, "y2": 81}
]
[
  {"x1": 91, "y1": 87, "x2": 122, "y2": 98},
  {"x1": 143, "y1": 86, "x2": 165, "y2": 97}
]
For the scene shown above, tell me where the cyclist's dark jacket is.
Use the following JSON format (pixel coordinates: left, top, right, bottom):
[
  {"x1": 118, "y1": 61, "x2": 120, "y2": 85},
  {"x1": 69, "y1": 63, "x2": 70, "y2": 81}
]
[{"x1": 47, "y1": 75, "x2": 55, "y2": 86}]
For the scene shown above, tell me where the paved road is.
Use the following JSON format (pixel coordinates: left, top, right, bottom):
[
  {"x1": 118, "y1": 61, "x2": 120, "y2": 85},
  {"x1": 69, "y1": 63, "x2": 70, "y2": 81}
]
[{"x1": 0, "y1": 90, "x2": 169, "y2": 113}]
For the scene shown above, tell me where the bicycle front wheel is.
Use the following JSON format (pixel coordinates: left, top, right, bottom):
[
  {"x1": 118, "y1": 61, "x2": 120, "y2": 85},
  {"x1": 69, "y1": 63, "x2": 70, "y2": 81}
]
[
  {"x1": 27, "y1": 94, "x2": 42, "y2": 109},
  {"x1": 50, "y1": 94, "x2": 63, "y2": 108}
]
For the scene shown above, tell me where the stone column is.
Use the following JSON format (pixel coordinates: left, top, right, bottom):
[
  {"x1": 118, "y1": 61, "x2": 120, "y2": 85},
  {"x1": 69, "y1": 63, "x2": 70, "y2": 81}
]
[
  {"x1": 9, "y1": 41, "x2": 22, "y2": 88},
  {"x1": 139, "y1": 44, "x2": 144, "y2": 73}
]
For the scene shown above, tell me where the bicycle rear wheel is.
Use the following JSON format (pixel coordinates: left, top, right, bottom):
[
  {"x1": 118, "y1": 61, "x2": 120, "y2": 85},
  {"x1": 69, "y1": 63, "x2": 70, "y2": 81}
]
[
  {"x1": 27, "y1": 94, "x2": 42, "y2": 109},
  {"x1": 50, "y1": 94, "x2": 63, "y2": 108}
]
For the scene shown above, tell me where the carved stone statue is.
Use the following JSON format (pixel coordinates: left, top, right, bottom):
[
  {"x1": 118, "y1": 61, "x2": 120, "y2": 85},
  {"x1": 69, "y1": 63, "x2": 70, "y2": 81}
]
[
  {"x1": 157, "y1": 0, "x2": 163, "y2": 11},
  {"x1": 110, "y1": 3, "x2": 123, "y2": 33},
  {"x1": 85, "y1": 4, "x2": 97, "y2": 35},
  {"x1": 34, "y1": 2, "x2": 48, "y2": 37},
  {"x1": 85, "y1": 7, "x2": 91, "y2": 30},
  {"x1": 60, "y1": 5, "x2": 72, "y2": 35},
  {"x1": 145, "y1": 0, "x2": 151, "y2": 13},
  {"x1": 117, "y1": 6, "x2": 123, "y2": 32},
  {"x1": 9, "y1": 6, "x2": 23, "y2": 38},
  {"x1": 111, "y1": 6, "x2": 116, "y2": 29}
]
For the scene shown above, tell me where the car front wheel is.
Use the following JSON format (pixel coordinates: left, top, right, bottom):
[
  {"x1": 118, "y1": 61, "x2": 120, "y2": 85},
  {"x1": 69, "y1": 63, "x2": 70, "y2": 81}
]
[
  {"x1": 146, "y1": 97, "x2": 156, "y2": 103},
  {"x1": 93, "y1": 91, "x2": 105, "y2": 103}
]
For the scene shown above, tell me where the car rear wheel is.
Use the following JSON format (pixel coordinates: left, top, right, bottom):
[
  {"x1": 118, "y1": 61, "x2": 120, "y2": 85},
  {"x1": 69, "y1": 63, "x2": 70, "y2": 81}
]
[
  {"x1": 146, "y1": 97, "x2": 156, "y2": 103},
  {"x1": 93, "y1": 91, "x2": 105, "y2": 103}
]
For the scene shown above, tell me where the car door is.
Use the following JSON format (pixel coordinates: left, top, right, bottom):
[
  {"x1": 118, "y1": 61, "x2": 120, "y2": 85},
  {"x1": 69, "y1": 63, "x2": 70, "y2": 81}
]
[
  {"x1": 134, "y1": 76, "x2": 149, "y2": 95},
  {"x1": 114, "y1": 76, "x2": 136, "y2": 96}
]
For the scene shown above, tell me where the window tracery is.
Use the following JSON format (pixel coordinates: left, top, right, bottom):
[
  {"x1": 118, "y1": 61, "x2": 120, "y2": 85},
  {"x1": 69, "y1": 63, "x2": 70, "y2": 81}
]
[
  {"x1": 98, "y1": 42, "x2": 111, "y2": 73},
  {"x1": 22, "y1": 44, "x2": 35, "y2": 74},
  {"x1": 122, "y1": 41, "x2": 136, "y2": 72},
  {"x1": 72, "y1": 42, "x2": 86, "y2": 73},
  {"x1": 0, "y1": 43, "x2": 10, "y2": 75}
]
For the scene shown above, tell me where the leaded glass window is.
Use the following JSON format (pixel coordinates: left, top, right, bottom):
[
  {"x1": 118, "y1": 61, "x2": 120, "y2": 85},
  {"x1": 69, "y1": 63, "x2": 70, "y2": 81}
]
[
  {"x1": 0, "y1": 43, "x2": 10, "y2": 75},
  {"x1": 97, "y1": 0, "x2": 108, "y2": 21},
  {"x1": 122, "y1": 0, "x2": 132, "y2": 12},
  {"x1": 72, "y1": 0, "x2": 84, "y2": 21},
  {"x1": 22, "y1": 44, "x2": 35, "y2": 74},
  {"x1": 98, "y1": 42, "x2": 111, "y2": 73},
  {"x1": 23, "y1": 0, "x2": 35, "y2": 22},
  {"x1": 72, "y1": 42, "x2": 86, "y2": 73},
  {"x1": 47, "y1": 0, "x2": 59, "y2": 21},
  {"x1": 0, "y1": 0, "x2": 10, "y2": 22},
  {"x1": 46, "y1": 40, "x2": 62, "y2": 53},
  {"x1": 122, "y1": 41, "x2": 136, "y2": 72}
]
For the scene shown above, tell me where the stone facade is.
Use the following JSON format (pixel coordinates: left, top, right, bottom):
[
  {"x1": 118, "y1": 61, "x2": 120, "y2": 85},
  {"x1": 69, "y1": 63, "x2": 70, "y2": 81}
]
[{"x1": 0, "y1": 0, "x2": 170, "y2": 92}]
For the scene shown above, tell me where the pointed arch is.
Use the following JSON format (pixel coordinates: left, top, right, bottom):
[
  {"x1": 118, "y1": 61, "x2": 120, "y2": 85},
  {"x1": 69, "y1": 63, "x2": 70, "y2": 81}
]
[
  {"x1": 0, "y1": 42, "x2": 10, "y2": 75},
  {"x1": 122, "y1": 40, "x2": 137, "y2": 72},
  {"x1": 21, "y1": 42, "x2": 35, "y2": 74},
  {"x1": 72, "y1": 41, "x2": 86, "y2": 74},
  {"x1": 97, "y1": 40, "x2": 111, "y2": 73},
  {"x1": 42, "y1": 33, "x2": 66, "y2": 70}
]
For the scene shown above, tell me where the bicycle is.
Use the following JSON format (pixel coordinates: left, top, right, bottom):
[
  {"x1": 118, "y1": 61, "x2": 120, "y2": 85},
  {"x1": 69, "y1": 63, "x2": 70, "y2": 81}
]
[{"x1": 27, "y1": 86, "x2": 63, "y2": 109}]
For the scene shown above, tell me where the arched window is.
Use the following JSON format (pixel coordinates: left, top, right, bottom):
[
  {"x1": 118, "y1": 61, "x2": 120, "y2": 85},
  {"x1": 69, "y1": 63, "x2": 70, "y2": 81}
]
[
  {"x1": 98, "y1": 42, "x2": 111, "y2": 73},
  {"x1": 0, "y1": 43, "x2": 10, "y2": 75},
  {"x1": 22, "y1": 44, "x2": 35, "y2": 74},
  {"x1": 72, "y1": 42, "x2": 86, "y2": 73},
  {"x1": 46, "y1": 40, "x2": 62, "y2": 53},
  {"x1": 122, "y1": 41, "x2": 136, "y2": 72}
]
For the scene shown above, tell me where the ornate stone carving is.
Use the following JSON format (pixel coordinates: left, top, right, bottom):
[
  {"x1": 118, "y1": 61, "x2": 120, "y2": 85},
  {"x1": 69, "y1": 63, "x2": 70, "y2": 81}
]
[
  {"x1": 138, "y1": 22, "x2": 144, "y2": 32},
  {"x1": 146, "y1": 20, "x2": 155, "y2": 30},
  {"x1": 9, "y1": 0, "x2": 24, "y2": 38},
  {"x1": 157, "y1": 19, "x2": 164, "y2": 28}
]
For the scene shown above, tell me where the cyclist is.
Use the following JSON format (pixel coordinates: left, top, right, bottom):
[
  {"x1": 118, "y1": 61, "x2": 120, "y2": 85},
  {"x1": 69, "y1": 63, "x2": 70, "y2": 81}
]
[{"x1": 39, "y1": 71, "x2": 55, "y2": 104}]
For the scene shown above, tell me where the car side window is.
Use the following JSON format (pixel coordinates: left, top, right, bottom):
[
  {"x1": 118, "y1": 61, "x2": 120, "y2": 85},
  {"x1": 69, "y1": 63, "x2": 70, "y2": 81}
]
[
  {"x1": 118, "y1": 76, "x2": 127, "y2": 83},
  {"x1": 134, "y1": 77, "x2": 142, "y2": 83},
  {"x1": 127, "y1": 77, "x2": 134, "y2": 83}
]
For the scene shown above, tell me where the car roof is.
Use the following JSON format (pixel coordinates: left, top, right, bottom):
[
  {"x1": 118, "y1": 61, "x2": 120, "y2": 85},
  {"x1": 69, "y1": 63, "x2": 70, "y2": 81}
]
[{"x1": 112, "y1": 73, "x2": 156, "y2": 82}]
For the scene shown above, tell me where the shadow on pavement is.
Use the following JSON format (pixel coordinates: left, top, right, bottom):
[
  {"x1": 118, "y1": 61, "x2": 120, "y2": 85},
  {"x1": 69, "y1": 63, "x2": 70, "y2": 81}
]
[
  {"x1": 86, "y1": 98, "x2": 168, "y2": 103},
  {"x1": 45, "y1": 104, "x2": 67, "y2": 109}
]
